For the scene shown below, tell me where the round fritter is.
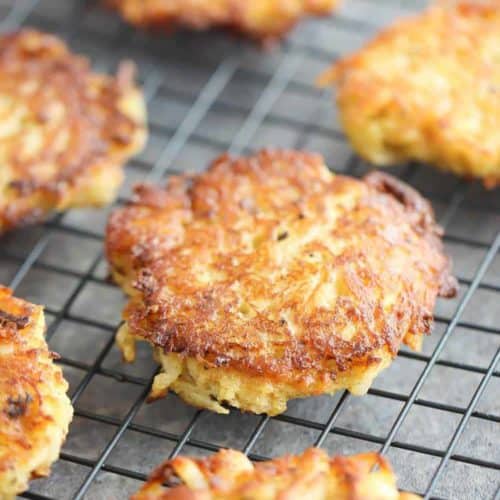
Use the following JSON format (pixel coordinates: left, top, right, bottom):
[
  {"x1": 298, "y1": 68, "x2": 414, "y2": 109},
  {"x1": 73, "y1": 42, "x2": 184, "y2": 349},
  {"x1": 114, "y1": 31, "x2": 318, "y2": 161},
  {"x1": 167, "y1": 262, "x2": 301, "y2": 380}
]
[
  {"x1": 0, "y1": 29, "x2": 146, "y2": 234},
  {"x1": 319, "y1": 2, "x2": 500, "y2": 188},
  {"x1": 0, "y1": 287, "x2": 73, "y2": 499},
  {"x1": 106, "y1": 0, "x2": 338, "y2": 42},
  {"x1": 106, "y1": 150, "x2": 456, "y2": 416},
  {"x1": 132, "y1": 448, "x2": 420, "y2": 499}
]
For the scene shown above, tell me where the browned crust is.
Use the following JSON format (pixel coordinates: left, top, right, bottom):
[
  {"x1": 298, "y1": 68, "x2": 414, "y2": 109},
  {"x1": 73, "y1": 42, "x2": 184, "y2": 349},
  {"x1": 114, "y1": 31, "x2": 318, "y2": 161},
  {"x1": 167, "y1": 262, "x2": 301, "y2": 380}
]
[
  {"x1": 0, "y1": 29, "x2": 146, "y2": 234},
  {"x1": 318, "y1": 2, "x2": 500, "y2": 188},
  {"x1": 106, "y1": 0, "x2": 339, "y2": 42},
  {"x1": 0, "y1": 287, "x2": 41, "y2": 434},
  {"x1": 132, "y1": 448, "x2": 421, "y2": 499},
  {"x1": 106, "y1": 150, "x2": 456, "y2": 394},
  {"x1": 363, "y1": 172, "x2": 457, "y2": 298},
  {"x1": 0, "y1": 286, "x2": 73, "y2": 497}
]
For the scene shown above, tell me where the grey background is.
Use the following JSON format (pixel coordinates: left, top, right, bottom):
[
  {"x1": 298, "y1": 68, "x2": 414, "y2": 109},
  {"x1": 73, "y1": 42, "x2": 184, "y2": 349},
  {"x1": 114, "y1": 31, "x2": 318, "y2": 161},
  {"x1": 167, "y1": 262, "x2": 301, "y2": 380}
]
[{"x1": 0, "y1": 0, "x2": 498, "y2": 499}]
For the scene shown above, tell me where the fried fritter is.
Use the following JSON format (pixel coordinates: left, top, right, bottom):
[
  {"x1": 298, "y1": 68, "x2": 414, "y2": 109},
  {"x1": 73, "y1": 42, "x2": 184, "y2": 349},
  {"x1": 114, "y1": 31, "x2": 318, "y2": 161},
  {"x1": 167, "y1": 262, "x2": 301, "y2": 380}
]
[
  {"x1": 0, "y1": 29, "x2": 146, "y2": 234},
  {"x1": 132, "y1": 448, "x2": 420, "y2": 499},
  {"x1": 0, "y1": 287, "x2": 73, "y2": 499},
  {"x1": 106, "y1": 0, "x2": 338, "y2": 42},
  {"x1": 319, "y1": 2, "x2": 500, "y2": 188},
  {"x1": 106, "y1": 150, "x2": 456, "y2": 416}
]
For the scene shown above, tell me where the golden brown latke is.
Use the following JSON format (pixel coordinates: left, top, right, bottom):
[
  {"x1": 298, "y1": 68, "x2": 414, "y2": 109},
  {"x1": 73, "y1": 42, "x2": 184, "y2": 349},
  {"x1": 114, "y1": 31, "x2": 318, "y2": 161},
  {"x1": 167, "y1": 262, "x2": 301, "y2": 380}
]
[
  {"x1": 106, "y1": 0, "x2": 338, "y2": 42},
  {"x1": 0, "y1": 287, "x2": 73, "y2": 499},
  {"x1": 0, "y1": 29, "x2": 146, "y2": 234},
  {"x1": 319, "y1": 2, "x2": 500, "y2": 188},
  {"x1": 106, "y1": 150, "x2": 456, "y2": 416},
  {"x1": 132, "y1": 448, "x2": 421, "y2": 499}
]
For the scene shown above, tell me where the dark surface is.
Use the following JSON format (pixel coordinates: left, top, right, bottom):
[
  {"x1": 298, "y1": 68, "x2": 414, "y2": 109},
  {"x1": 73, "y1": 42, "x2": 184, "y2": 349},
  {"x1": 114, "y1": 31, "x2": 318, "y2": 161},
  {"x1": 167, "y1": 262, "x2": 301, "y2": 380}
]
[{"x1": 0, "y1": 1, "x2": 498, "y2": 499}]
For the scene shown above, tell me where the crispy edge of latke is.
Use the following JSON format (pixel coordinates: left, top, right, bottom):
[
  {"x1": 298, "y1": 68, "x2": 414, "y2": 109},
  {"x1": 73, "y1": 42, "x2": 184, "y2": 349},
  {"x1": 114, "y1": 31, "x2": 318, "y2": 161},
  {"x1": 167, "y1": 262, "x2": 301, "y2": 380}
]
[{"x1": 116, "y1": 322, "x2": 394, "y2": 415}]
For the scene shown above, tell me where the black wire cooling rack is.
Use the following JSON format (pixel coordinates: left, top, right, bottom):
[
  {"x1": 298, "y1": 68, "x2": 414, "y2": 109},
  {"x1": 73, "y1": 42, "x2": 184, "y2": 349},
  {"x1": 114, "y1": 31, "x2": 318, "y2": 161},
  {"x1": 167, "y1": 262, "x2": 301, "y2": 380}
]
[{"x1": 1, "y1": 1, "x2": 499, "y2": 499}]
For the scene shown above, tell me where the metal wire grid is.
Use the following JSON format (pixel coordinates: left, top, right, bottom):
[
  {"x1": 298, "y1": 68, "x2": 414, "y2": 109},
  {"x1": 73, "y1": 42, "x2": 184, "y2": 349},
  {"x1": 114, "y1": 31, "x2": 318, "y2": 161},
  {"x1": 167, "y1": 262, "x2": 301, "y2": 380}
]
[{"x1": 0, "y1": 0, "x2": 498, "y2": 498}]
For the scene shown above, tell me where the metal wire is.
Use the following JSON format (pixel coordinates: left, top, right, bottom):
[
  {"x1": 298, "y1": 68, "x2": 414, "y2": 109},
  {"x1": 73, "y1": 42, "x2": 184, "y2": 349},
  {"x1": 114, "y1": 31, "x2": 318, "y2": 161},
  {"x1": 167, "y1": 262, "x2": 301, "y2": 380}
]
[
  {"x1": 424, "y1": 348, "x2": 500, "y2": 499},
  {"x1": 0, "y1": 1, "x2": 498, "y2": 499}
]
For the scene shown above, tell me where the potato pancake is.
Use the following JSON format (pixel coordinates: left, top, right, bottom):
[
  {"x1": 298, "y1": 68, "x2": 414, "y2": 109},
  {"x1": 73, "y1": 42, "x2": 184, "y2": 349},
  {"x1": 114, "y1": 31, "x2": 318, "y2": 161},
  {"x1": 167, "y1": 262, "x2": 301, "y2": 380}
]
[
  {"x1": 319, "y1": 2, "x2": 500, "y2": 187},
  {"x1": 0, "y1": 29, "x2": 146, "y2": 234},
  {"x1": 132, "y1": 448, "x2": 420, "y2": 499},
  {"x1": 0, "y1": 287, "x2": 73, "y2": 499},
  {"x1": 106, "y1": 150, "x2": 457, "y2": 416},
  {"x1": 107, "y1": 0, "x2": 338, "y2": 42}
]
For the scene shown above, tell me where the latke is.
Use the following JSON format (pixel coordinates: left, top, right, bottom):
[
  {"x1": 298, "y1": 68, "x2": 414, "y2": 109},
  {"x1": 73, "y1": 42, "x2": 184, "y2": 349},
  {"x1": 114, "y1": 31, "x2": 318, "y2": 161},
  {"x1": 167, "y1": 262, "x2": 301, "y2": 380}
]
[
  {"x1": 319, "y1": 2, "x2": 500, "y2": 187},
  {"x1": 106, "y1": 150, "x2": 456, "y2": 416},
  {"x1": 132, "y1": 448, "x2": 420, "y2": 499},
  {"x1": 107, "y1": 0, "x2": 338, "y2": 42},
  {"x1": 0, "y1": 29, "x2": 146, "y2": 234},
  {"x1": 0, "y1": 287, "x2": 73, "y2": 499}
]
